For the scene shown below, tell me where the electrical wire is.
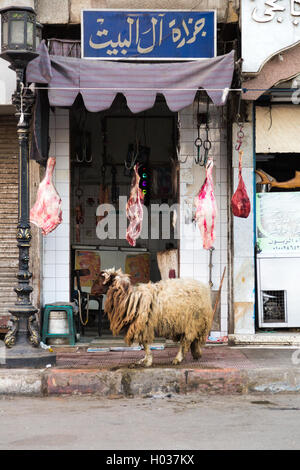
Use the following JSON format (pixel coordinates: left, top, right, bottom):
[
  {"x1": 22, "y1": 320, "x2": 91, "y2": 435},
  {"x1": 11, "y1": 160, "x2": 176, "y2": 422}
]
[{"x1": 23, "y1": 85, "x2": 244, "y2": 92}]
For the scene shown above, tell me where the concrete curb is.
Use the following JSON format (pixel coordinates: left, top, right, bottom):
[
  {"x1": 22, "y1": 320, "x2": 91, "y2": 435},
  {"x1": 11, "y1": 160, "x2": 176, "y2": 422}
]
[
  {"x1": 0, "y1": 369, "x2": 43, "y2": 396},
  {"x1": 1, "y1": 366, "x2": 300, "y2": 397},
  {"x1": 229, "y1": 333, "x2": 300, "y2": 346}
]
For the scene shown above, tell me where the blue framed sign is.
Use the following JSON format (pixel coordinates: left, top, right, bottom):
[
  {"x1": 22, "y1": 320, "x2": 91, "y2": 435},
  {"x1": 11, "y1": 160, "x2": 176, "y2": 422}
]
[{"x1": 81, "y1": 9, "x2": 216, "y2": 60}]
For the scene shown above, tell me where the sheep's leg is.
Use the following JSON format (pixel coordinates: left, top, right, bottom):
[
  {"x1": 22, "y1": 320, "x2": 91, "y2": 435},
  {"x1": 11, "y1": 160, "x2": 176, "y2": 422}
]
[
  {"x1": 172, "y1": 338, "x2": 190, "y2": 365},
  {"x1": 190, "y1": 339, "x2": 202, "y2": 360},
  {"x1": 137, "y1": 344, "x2": 153, "y2": 367}
]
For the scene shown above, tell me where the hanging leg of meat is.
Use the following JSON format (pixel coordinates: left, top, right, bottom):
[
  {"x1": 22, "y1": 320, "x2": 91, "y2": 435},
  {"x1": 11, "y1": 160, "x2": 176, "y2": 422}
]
[
  {"x1": 96, "y1": 183, "x2": 109, "y2": 225},
  {"x1": 30, "y1": 157, "x2": 63, "y2": 236},
  {"x1": 194, "y1": 158, "x2": 217, "y2": 250},
  {"x1": 126, "y1": 164, "x2": 144, "y2": 247}
]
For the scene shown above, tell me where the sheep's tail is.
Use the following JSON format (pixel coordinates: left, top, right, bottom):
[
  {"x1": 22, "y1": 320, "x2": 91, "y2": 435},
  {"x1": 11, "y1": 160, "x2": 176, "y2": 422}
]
[{"x1": 212, "y1": 267, "x2": 226, "y2": 320}]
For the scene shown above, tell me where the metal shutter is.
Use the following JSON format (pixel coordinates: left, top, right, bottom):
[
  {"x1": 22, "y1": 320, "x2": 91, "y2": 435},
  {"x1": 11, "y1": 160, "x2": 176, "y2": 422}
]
[{"x1": 0, "y1": 115, "x2": 18, "y2": 321}]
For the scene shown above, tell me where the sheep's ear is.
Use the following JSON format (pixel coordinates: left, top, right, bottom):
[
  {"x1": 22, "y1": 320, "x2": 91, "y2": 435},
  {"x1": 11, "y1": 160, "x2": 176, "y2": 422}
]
[{"x1": 102, "y1": 271, "x2": 111, "y2": 285}]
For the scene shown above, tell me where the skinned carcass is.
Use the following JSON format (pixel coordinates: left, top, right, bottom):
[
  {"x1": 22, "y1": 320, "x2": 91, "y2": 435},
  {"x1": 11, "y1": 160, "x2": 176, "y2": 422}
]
[
  {"x1": 194, "y1": 158, "x2": 217, "y2": 250},
  {"x1": 126, "y1": 164, "x2": 144, "y2": 246},
  {"x1": 94, "y1": 268, "x2": 214, "y2": 367},
  {"x1": 30, "y1": 156, "x2": 62, "y2": 235}
]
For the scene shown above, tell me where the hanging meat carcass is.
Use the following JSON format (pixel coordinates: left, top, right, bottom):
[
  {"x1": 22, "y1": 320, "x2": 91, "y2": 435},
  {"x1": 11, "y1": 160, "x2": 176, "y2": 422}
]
[
  {"x1": 194, "y1": 158, "x2": 217, "y2": 250},
  {"x1": 231, "y1": 150, "x2": 251, "y2": 218},
  {"x1": 30, "y1": 156, "x2": 62, "y2": 236},
  {"x1": 126, "y1": 164, "x2": 144, "y2": 247}
]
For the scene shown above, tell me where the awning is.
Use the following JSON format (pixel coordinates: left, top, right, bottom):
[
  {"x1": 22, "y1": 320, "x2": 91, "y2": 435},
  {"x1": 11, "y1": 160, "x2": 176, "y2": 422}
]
[
  {"x1": 27, "y1": 41, "x2": 234, "y2": 113},
  {"x1": 242, "y1": 42, "x2": 300, "y2": 101}
]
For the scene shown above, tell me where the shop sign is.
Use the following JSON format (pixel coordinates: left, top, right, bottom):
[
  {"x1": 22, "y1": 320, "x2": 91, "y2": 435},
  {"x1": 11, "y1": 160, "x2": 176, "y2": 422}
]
[
  {"x1": 256, "y1": 193, "x2": 300, "y2": 255},
  {"x1": 81, "y1": 9, "x2": 216, "y2": 60},
  {"x1": 242, "y1": 0, "x2": 300, "y2": 74}
]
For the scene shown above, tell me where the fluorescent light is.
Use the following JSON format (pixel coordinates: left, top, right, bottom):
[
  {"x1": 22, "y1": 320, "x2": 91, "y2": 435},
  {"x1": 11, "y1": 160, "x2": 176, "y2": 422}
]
[
  {"x1": 98, "y1": 246, "x2": 118, "y2": 251},
  {"x1": 72, "y1": 245, "x2": 97, "y2": 250}
]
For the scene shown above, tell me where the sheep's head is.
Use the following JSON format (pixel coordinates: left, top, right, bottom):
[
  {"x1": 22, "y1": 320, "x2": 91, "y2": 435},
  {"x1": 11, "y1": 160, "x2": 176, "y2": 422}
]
[{"x1": 93, "y1": 268, "x2": 130, "y2": 294}]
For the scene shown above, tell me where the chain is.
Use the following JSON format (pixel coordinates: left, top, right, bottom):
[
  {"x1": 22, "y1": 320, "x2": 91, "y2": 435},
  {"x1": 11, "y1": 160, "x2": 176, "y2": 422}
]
[{"x1": 195, "y1": 96, "x2": 211, "y2": 166}]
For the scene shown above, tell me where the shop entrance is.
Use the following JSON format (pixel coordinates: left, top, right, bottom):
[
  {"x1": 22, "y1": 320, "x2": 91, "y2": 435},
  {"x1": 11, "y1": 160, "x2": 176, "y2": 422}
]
[
  {"x1": 69, "y1": 95, "x2": 179, "y2": 339},
  {"x1": 255, "y1": 102, "x2": 300, "y2": 329}
]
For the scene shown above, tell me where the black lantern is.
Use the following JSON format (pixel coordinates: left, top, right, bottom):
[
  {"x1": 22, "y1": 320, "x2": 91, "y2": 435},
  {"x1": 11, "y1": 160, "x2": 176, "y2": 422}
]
[
  {"x1": 0, "y1": 6, "x2": 39, "y2": 68},
  {"x1": 36, "y1": 21, "x2": 43, "y2": 48},
  {"x1": 0, "y1": 6, "x2": 55, "y2": 367}
]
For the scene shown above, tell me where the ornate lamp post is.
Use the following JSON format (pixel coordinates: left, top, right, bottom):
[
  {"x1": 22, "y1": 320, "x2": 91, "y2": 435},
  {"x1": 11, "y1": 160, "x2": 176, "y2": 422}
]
[{"x1": 0, "y1": 6, "x2": 55, "y2": 366}]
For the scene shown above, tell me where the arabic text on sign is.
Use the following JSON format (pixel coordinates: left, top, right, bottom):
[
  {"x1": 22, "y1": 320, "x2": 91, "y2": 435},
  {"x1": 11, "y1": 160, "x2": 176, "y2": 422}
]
[
  {"x1": 88, "y1": 14, "x2": 208, "y2": 56},
  {"x1": 252, "y1": 0, "x2": 300, "y2": 25}
]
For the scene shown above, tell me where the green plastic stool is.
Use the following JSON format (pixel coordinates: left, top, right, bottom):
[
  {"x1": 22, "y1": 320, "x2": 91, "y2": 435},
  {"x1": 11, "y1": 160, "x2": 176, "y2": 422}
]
[{"x1": 42, "y1": 304, "x2": 76, "y2": 346}]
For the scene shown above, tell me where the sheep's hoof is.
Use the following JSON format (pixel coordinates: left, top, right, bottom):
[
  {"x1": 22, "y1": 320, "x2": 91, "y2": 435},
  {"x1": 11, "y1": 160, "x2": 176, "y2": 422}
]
[
  {"x1": 137, "y1": 357, "x2": 153, "y2": 367},
  {"x1": 172, "y1": 358, "x2": 182, "y2": 365}
]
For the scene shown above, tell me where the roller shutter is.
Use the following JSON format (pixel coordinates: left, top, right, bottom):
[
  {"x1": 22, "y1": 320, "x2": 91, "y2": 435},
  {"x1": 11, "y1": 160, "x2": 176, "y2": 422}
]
[{"x1": 0, "y1": 115, "x2": 18, "y2": 322}]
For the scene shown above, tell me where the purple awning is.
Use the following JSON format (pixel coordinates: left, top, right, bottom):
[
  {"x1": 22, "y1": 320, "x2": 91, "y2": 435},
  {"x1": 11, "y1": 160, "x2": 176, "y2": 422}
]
[{"x1": 27, "y1": 41, "x2": 234, "y2": 113}]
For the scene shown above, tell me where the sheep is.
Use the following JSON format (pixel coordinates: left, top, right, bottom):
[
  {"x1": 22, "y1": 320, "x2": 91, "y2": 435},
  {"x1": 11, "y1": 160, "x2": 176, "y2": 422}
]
[{"x1": 95, "y1": 268, "x2": 215, "y2": 367}]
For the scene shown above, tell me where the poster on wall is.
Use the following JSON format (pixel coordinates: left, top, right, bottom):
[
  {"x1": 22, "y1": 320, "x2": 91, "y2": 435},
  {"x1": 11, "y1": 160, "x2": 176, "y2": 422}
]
[
  {"x1": 256, "y1": 193, "x2": 300, "y2": 255},
  {"x1": 125, "y1": 253, "x2": 150, "y2": 285},
  {"x1": 75, "y1": 250, "x2": 101, "y2": 287}
]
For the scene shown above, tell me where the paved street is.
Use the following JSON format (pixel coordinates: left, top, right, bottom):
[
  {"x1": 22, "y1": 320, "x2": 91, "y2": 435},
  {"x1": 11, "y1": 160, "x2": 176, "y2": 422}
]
[{"x1": 0, "y1": 394, "x2": 300, "y2": 450}]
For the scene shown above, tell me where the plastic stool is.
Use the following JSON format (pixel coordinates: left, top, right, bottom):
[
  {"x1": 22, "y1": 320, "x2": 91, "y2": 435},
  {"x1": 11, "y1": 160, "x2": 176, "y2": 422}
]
[{"x1": 42, "y1": 304, "x2": 76, "y2": 346}]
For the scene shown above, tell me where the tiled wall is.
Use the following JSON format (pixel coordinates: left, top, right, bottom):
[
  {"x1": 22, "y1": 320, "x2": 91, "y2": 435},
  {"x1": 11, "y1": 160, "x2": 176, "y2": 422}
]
[
  {"x1": 42, "y1": 108, "x2": 70, "y2": 306},
  {"x1": 232, "y1": 112, "x2": 255, "y2": 335},
  {"x1": 178, "y1": 102, "x2": 228, "y2": 336}
]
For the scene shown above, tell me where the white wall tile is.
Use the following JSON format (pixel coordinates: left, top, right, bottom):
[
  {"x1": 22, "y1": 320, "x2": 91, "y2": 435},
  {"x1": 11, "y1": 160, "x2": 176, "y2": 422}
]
[
  {"x1": 55, "y1": 277, "x2": 70, "y2": 292},
  {"x1": 55, "y1": 169, "x2": 69, "y2": 182},
  {"x1": 180, "y1": 264, "x2": 194, "y2": 278},
  {"x1": 55, "y1": 128, "x2": 69, "y2": 143},
  {"x1": 44, "y1": 265, "x2": 55, "y2": 278},
  {"x1": 54, "y1": 291, "x2": 70, "y2": 302},
  {"x1": 44, "y1": 250, "x2": 56, "y2": 265},
  {"x1": 179, "y1": 104, "x2": 228, "y2": 334},
  {"x1": 56, "y1": 142, "x2": 69, "y2": 156},
  {"x1": 55, "y1": 237, "x2": 69, "y2": 251},
  {"x1": 55, "y1": 108, "x2": 69, "y2": 116},
  {"x1": 43, "y1": 110, "x2": 70, "y2": 306},
  {"x1": 43, "y1": 278, "x2": 55, "y2": 292},
  {"x1": 49, "y1": 142, "x2": 56, "y2": 155},
  {"x1": 56, "y1": 264, "x2": 70, "y2": 278},
  {"x1": 43, "y1": 236, "x2": 56, "y2": 250},
  {"x1": 55, "y1": 250, "x2": 69, "y2": 265},
  {"x1": 43, "y1": 292, "x2": 56, "y2": 305},
  {"x1": 56, "y1": 183, "x2": 69, "y2": 198},
  {"x1": 55, "y1": 116, "x2": 69, "y2": 129}
]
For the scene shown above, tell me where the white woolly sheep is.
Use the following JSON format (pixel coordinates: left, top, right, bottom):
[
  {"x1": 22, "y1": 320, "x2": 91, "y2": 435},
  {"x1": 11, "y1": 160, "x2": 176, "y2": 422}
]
[{"x1": 94, "y1": 268, "x2": 215, "y2": 367}]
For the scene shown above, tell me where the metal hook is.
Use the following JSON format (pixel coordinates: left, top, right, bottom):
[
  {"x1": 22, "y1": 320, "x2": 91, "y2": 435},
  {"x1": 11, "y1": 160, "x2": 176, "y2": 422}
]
[
  {"x1": 206, "y1": 158, "x2": 213, "y2": 170},
  {"x1": 179, "y1": 155, "x2": 189, "y2": 164},
  {"x1": 235, "y1": 124, "x2": 244, "y2": 151}
]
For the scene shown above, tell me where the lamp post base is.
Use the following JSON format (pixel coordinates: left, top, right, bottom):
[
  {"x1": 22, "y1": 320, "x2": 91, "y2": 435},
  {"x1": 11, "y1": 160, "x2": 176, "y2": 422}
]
[
  {"x1": 2, "y1": 312, "x2": 56, "y2": 368},
  {"x1": 0, "y1": 340, "x2": 56, "y2": 369}
]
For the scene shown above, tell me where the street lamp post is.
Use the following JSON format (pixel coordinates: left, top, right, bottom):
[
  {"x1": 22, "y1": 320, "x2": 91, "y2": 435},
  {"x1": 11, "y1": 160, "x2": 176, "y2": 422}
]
[{"x1": 0, "y1": 6, "x2": 55, "y2": 366}]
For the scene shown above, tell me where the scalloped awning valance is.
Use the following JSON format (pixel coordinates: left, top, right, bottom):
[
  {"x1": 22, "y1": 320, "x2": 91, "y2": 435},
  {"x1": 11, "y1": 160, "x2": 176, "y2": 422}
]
[{"x1": 27, "y1": 41, "x2": 234, "y2": 113}]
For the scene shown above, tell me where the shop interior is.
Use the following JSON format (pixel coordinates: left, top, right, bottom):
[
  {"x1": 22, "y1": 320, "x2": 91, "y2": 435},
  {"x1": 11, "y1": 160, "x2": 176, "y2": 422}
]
[{"x1": 69, "y1": 94, "x2": 179, "y2": 340}]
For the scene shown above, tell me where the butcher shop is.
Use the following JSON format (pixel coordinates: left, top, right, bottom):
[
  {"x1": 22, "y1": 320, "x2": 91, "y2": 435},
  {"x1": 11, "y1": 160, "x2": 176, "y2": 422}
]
[{"x1": 1, "y1": 7, "x2": 238, "y2": 350}]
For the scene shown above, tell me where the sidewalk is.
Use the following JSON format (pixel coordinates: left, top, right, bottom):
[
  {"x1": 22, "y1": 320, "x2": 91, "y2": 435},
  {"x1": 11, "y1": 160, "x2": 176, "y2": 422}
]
[{"x1": 1, "y1": 344, "x2": 300, "y2": 397}]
